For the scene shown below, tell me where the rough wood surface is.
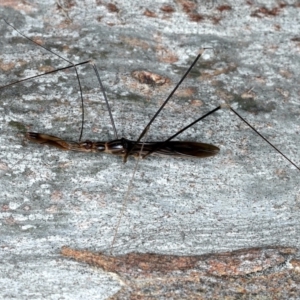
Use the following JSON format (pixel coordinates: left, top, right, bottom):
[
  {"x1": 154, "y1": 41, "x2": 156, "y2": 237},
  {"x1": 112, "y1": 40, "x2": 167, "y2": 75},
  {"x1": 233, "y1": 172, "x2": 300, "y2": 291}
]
[{"x1": 1, "y1": 0, "x2": 300, "y2": 299}]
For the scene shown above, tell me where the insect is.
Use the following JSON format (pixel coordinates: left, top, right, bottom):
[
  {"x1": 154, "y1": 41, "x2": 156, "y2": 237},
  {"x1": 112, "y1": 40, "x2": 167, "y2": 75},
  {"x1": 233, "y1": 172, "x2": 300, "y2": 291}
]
[
  {"x1": 2, "y1": 18, "x2": 300, "y2": 258},
  {"x1": 22, "y1": 50, "x2": 299, "y2": 197},
  {"x1": 3, "y1": 21, "x2": 221, "y2": 163},
  {"x1": 25, "y1": 54, "x2": 221, "y2": 163}
]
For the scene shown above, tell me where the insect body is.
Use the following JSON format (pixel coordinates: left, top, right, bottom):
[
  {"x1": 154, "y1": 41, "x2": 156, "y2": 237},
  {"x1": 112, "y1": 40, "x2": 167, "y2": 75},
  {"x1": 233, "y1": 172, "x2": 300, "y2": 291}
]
[{"x1": 26, "y1": 132, "x2": 220, "y2": 159}]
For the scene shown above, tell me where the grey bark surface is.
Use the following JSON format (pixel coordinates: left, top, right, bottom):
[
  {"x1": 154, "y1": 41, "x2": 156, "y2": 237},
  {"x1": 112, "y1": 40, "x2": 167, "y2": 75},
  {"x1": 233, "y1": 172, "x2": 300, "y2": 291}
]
[{"x1": 0, "y1": 0, "x2": 300, "y2": 299}]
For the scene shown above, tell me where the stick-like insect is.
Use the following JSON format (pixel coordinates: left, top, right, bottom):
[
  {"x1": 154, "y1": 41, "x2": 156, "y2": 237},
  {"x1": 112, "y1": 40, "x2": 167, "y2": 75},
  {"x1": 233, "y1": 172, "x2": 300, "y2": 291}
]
[
  {"x1": 3, "y1": 19, "x2": 299, "y2": 172},
  {"x1": 25, "y1": 53, "x2": 221, "y2": 163},
  {"x1": 3, "y1": 20, "x2": 221, "y2": 162}
]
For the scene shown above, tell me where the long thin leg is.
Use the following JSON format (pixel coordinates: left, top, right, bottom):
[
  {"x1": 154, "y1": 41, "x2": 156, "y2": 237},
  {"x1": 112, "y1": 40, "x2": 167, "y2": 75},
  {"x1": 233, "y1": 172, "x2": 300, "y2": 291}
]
[
  {"x1": 124, "y1": 49, "x2": 209, "y2": 161},
  {"x1": 143, "y1": 106, "x2": 221, "y2": 159},
  {"x1": 144, "y1": 103, "x2": 300, "y2": 171},
  {"x1": 91, "y1": 63, "x2": 119, "y2": 140},
  {"x1": 0, "y1": 61, "x2": 89, "y2": 90},
  {"x1": 3, "y1": 19, "x2": 89, "y2": 142},
  {"x1": 228, "y1": 106, "x2": 300, "y2": 171}
]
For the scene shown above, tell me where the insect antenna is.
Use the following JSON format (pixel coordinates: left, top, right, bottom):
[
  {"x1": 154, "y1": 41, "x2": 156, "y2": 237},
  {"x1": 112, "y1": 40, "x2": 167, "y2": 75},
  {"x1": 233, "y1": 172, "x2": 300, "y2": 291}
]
[{"x1": 2, "y1": 19, "x2": 90, "y2": 141}]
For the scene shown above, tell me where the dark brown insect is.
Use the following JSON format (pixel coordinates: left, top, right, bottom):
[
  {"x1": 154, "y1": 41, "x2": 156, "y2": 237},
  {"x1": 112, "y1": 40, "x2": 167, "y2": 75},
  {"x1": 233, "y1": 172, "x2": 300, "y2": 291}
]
[
  {"x1": 26, "y1": 132, "x2": 220, "y2": 159},
  {"x1": 24, "y1": 50, "x2": 222, "y2": 163},
  {"x1": 3, "y1": 19, "x2": 299, "y2": 171}
]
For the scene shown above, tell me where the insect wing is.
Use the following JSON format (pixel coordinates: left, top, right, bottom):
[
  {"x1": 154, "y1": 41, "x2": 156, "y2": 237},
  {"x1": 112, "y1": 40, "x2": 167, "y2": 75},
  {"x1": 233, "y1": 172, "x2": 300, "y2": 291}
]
[{"x1": 154, "y1": 141, "x2": 220, "y2": 158}]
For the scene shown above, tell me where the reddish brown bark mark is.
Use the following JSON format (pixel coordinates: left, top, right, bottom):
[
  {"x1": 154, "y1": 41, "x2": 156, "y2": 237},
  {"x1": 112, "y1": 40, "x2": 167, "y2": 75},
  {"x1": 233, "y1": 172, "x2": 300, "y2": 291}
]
[
  {"x1": 107, "y1": 3, "x2": 119, "y2": 13},
  {"x1": 61, "y1": 246, "x2": 299, "y2": 299},
  {"x1": 143, "y1": 9, "x2": 156, "y2": 18},
  {"x1": 160, "y1": 5, "x2": 175, "y2": 13},
  {"x1": 251, "y1": 6, "x2": 283, "y2": 18},
  {"x1": 131, "y1": 71, "x2": 170, "y2": 86},
  {"x1": 216, "y1": 5, "x2": 232, "y2": 12}
]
